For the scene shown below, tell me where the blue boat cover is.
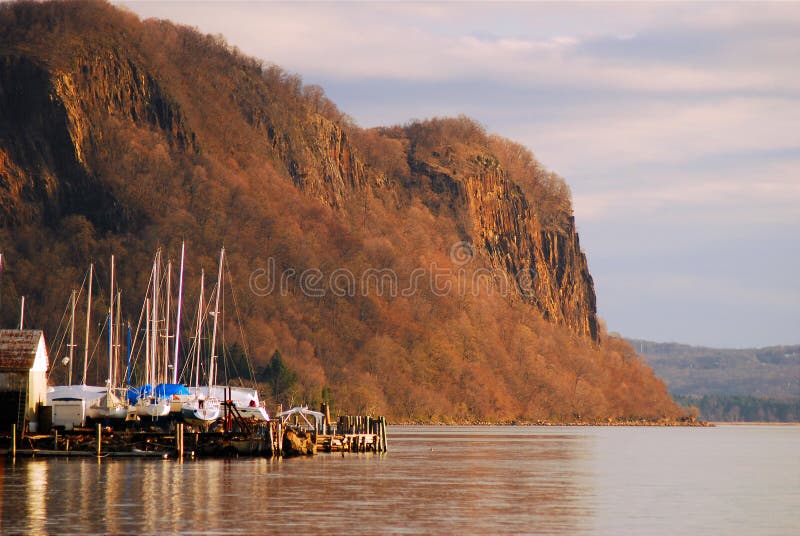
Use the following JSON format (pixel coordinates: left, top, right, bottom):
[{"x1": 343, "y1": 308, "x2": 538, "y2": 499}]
[
  {"x1": 155, "y1": 383, "x2": 190, "y2": 398},
  {"x1": 127, "y1": 383, "x2": 188, "y2": 404},
  {"x1": 127, "y1": 384, "x2": 151, "y2": 404}
]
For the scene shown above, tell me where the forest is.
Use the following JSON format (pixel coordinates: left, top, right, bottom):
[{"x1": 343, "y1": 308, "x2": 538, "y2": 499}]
[
  {"x1": 632, "y1": 339, "x2": 799, "y2": 422},
  {"x1": 0, "y1": 1, "x2": 685, "y2": 423}
]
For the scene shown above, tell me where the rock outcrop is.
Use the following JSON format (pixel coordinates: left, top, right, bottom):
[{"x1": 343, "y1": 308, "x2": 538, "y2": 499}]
[
  {"x1": 406, "y1": 147, "x2": 598, "y2": 340},
  {"x1": 0, "y1": 14, "x2": 598, "y2": 340},
  {"x1": 0, "y1": 1, "x2": 682, "y2": 422}
]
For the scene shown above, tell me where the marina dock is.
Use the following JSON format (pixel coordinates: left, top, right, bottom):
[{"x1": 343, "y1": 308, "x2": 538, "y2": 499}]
[{"x1": 1, "y1": 411, "x2": 388, "y2": 459}]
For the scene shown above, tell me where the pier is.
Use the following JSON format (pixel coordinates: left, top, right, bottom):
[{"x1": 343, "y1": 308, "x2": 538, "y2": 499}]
[{"x1": 1, "y1": 407, "x2": 388, "y2": 459}]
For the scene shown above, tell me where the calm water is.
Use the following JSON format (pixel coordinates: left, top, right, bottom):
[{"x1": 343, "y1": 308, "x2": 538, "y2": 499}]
[{"x1": 1, "y1": 425, "x2": 798, "y2": 535}]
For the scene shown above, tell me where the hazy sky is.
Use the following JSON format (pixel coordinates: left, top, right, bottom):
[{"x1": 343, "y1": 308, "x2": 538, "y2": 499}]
[{"x1": 119, "y1": 1, "x2": 799, "y2": 348}]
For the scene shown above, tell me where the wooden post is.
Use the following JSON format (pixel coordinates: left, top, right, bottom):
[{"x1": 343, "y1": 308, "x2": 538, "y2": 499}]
[
  {"x1": 11, "y1": 424, "x2": 16, "y2": 458},
  {"x1": 96, "y1": 423, "x2": 102, "y2": 457},
  {"x1": 379, "y1": 417, "x2": 384, "y2": 452},
  {"x1": 226, "y1": 387, "x2": 231, "y2": 433},
  {"x1": 268, "y1": 422, "x2": 275, "y2": 456},
  {"x1": 380, "y1": 417, "x2": 387, "y2": 453},
  {"x1": 322, "y1": 403, "x2": 331, "y2": 434},
  {"x1": 176, "y1": 423, "x2": 183, "y2": 459},
  {"x1": 54, "y1": 429, "x2": 58, "y2": 450}
]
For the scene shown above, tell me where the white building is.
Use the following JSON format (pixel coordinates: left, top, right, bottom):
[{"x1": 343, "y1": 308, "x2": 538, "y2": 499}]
[{"x1": 0, "y1": 329, "x2": 49, "y2": 433}]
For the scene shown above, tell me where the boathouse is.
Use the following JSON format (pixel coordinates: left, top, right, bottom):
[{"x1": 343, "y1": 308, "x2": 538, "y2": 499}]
[{"x1": 0, "y1": 329, "x2": 49, "y2": 433}]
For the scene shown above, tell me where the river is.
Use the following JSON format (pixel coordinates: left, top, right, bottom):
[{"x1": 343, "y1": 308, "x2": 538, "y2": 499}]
[{"x1": 1, "y1": 424, "x2": 798, "y2": 535}]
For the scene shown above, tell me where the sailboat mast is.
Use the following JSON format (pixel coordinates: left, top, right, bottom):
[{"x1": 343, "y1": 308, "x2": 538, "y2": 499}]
[
  {"x1": 125, "y1": 322, "x2": 132, "y2": 387},
  {"x1": 145, "y1": 297, "x2": 151, "y2": 389},
  {"x1": 83, "y1": 263, "x2": 93, "y2": 385},
  {"x1": 68, "y1": 289, "x2": 76, "y2": 385},
  {"x1": 108, "y1": 255, "x2": 114, "y2": 388},
  {"x1": 152, "y1": 250, "x2": 159, "y2": 387},
  {"x1": 115, "y1": 290, "x2": 121, "y2": 388},
  {"x1": 209, "y1": 248, "x2": 224, "y2": 393},
  {"x1": 165, "y1": 260, "x2": 171, "y2": 384},
  {"x1": 195, "y1": 269, "x2": 204, "y2": 391},
  {"x1": 173, "y1": 241, "x2": 185, "y2": 384}
]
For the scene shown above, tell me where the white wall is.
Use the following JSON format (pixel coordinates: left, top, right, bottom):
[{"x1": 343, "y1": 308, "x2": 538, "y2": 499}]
[{"x1": 27, "y1": 334, "x2": 49, "y2": 424}]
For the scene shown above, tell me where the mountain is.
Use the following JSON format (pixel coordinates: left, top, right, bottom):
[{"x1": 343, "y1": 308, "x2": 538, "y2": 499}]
[
  {"x1": 629, "y1": 339, "x2": 800, "y2": 421},
  {"x1": 0, "y1": 0, "x2": 684, "y2": 423}
]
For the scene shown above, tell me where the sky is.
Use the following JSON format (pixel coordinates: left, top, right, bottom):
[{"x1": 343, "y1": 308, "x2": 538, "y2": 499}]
[{"x1": 118, "y1": 1, "x2": 800, "y2": 348}]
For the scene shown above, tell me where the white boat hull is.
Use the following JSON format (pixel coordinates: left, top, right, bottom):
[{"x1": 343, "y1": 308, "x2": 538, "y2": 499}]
[
  {"x1": 234, "y1": 404, "x2": 269, "y2": 421},
  {"x1": 87, "y1": 404, "x2": 128, "y2": 420},
  {"x1": 47, "y1": 384, "x2": 106, "y2": 404},
  {"x1": 182, "y1": 399, "x2": 221, "y2": 424},
  {"x1": 135, "y1": 398, "x2": 171, "y2": 418},
  {"x1": 87, "y1": 390, "x2": 128, "y2": 420}
]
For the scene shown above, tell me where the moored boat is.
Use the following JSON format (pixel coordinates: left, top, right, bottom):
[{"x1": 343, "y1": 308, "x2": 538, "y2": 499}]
[
  {"x1": 182, "y1": 394, "x2": 221, "y2": 424},
  {"x1": 88, "y1": 389, "x2": 128, "y2": 420}
]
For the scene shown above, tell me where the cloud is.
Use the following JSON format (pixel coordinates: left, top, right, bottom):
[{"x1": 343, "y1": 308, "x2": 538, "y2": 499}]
[
  {"x1": 120, "y1": 2, "x2": 800, "y2": 91},
  {"x1": 607, "y1": 272, "x2": 800, "y2": 311},
  {"x1": 502, "y1": 96, "x2": 800, "y2": 225},
  {"x1": 598, "y1": 269, "x2": 800, "y2": 347},
  {"x1": 573, "y1": 168, "x2": 800, "y2": 225},
  {"x1": 513, "y1": 96, "x2": 799, "y2": 167}
]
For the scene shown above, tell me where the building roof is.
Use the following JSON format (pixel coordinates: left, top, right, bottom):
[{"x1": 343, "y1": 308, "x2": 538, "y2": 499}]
[{"x1": 0, "y1": 329, "x2": 45, "y2": 371}]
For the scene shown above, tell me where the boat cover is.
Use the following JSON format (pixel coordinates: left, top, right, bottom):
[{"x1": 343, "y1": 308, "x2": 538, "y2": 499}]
[{"x1": 127, "y1": 383, "x2": 189, "y2": 403}]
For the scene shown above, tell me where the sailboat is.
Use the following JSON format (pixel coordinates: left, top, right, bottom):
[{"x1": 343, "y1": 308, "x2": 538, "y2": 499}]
[
  {"x1": 187, "y1": 247, "x2": 270, "y2": 422},
  {"x1": 47, "y1": 265, "x2": 107, "y2": 429},
  {"x1": 182, "y1": 257, "x2": 222, "y2": 425},
  {"x1": 231, "y1": 390, "x2": 270, "y2": 421},
  {"x1": 154, "y1": 245, "x2": 191, "y2": 412},
  {"x1": 135, "y1": 249, "x2": 171, "y2": 419},
  {"x1": 88, "y1": 255, "x2": 128, "y2": 421}
]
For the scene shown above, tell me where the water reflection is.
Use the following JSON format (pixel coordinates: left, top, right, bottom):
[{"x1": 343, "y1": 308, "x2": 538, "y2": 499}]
[
  {"x1": 1, "y1": 426, "x2": 798, "y2": 535},
  {"x1": 27, "y1": 460, "x2": 47, "y2": 534},
  {"x1": 386, "y1": 426, "x2": 594, "y2": 534}
]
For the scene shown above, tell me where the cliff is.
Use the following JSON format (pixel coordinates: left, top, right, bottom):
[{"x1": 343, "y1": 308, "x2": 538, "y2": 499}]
[
  {"x1": 0, "y1": 1, "x2": 680, "y2": 422},
  {"x1": 400, "y1": 131, "x2": 598, "y2": 340}
]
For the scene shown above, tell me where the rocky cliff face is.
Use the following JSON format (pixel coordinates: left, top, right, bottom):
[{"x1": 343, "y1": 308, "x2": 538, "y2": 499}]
[
  {"x1": 0, "y1": 3, "x2": 598, "y2": 341},
  {"x1": 0, "y1": 40, "x2": 193, "y2": 229},
  {"x1": 259, "y1": 112, "x2": 369, "y2": 208},
  {"x1": 0, "y1": 54, "x2": 87, "y2": 225},
  {"x1": 0, "y1": 1, "x2": 679, "y2": 423},
  {"x1": 405, "y1": 145, "x2": 599, "y2": 341}
]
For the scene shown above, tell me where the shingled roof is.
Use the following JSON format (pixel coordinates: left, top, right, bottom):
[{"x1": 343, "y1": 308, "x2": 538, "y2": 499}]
[{"x1": 0, "y1": 330, "x2": 45, "y2": 371}]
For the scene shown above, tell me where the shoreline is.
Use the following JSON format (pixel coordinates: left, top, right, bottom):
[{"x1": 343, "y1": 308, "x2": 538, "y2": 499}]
[{"x1": 388, "y1": 419, "x2": 713, "y2": 427}]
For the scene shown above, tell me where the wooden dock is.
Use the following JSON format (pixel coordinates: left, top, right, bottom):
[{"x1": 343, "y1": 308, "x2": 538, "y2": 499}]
[
  {"x1": 2, "y1": 412, "x2": 388, "y2": 459},
  {"x1": 316, "y1": 415, "x2": 388, "y2": 453}
]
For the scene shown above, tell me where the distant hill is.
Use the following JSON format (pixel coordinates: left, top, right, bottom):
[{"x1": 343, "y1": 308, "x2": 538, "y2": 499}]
[
  {"x1": 0, "y1": 0, "x2": 683, "y2": 423},
  {"x1": 628, "y1": 339, "x2": 800, "y2": 421}
]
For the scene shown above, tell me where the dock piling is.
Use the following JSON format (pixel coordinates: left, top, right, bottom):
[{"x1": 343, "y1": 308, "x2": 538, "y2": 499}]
[
  {"x1": 176, "y1": 423, "x2": 184, "y2": 459},
  {"x1": 11, "y1": 424, "x2": 16, "y2": 458},
  {"x1": 96, "y1": 423, "x2": 102, "y2": 457}
]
